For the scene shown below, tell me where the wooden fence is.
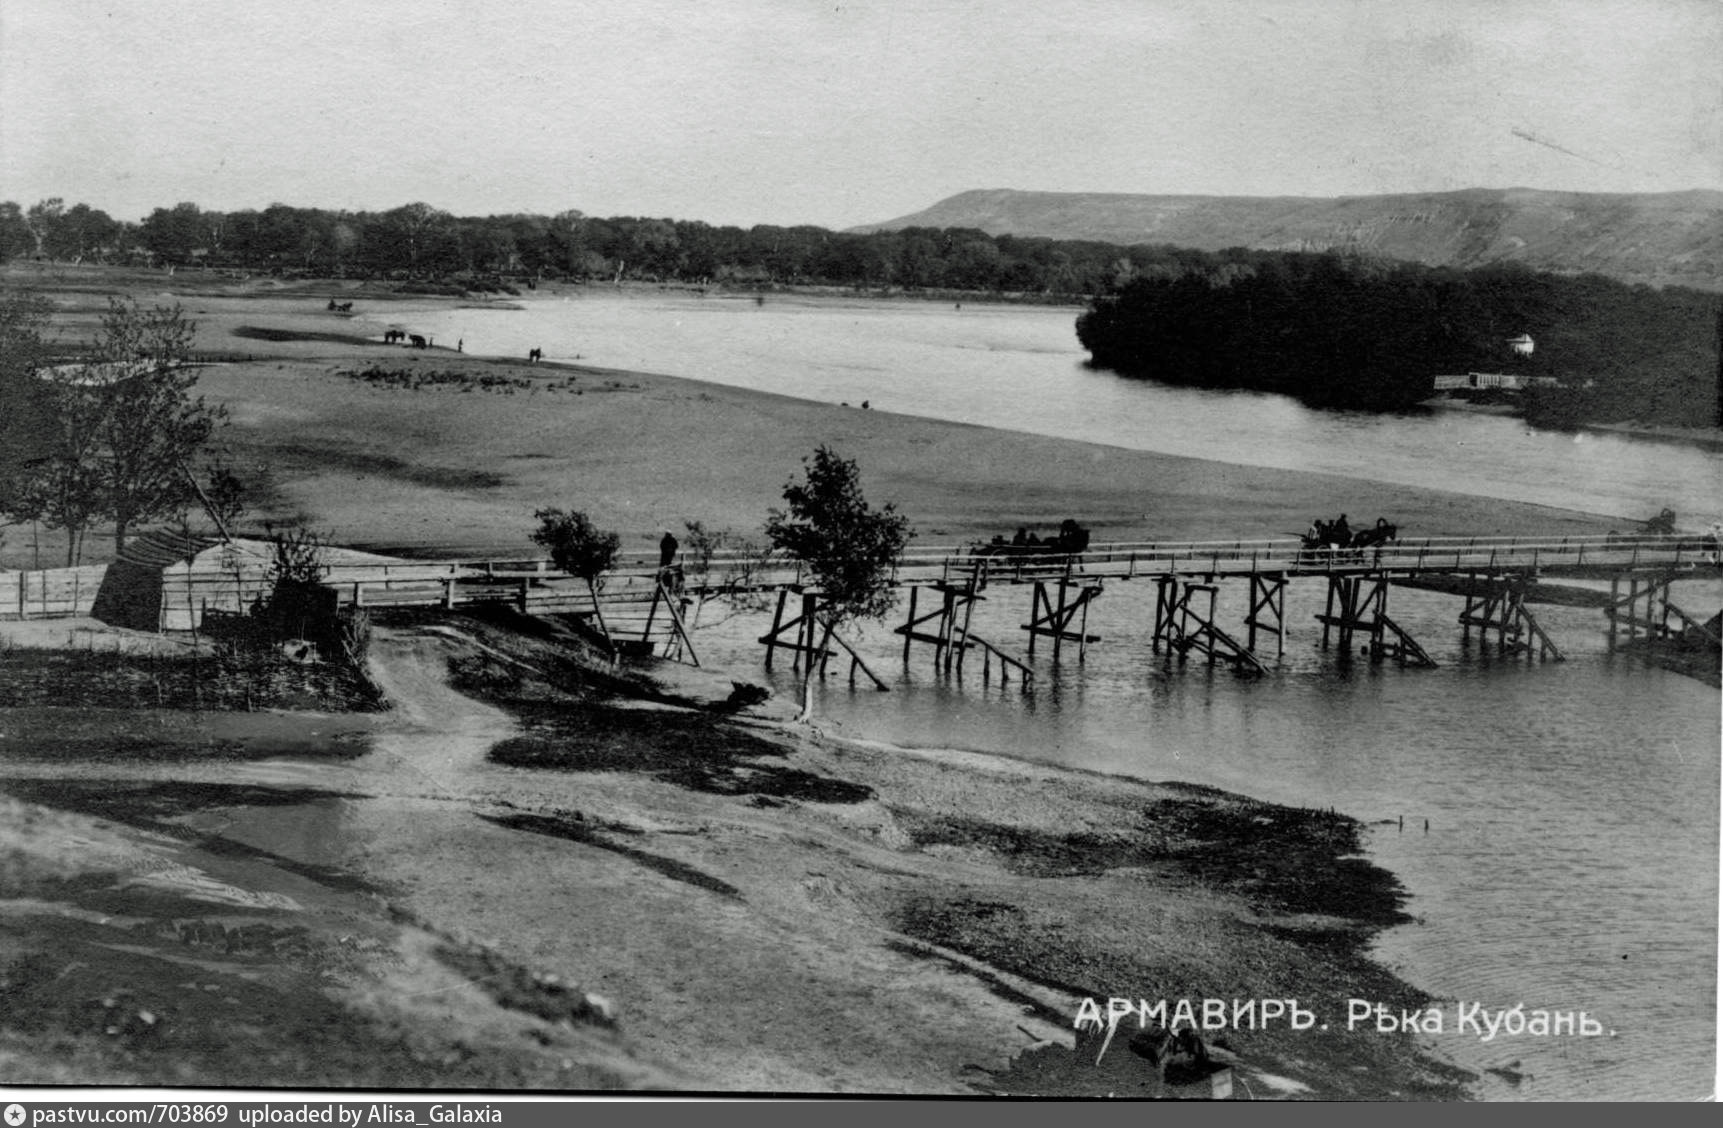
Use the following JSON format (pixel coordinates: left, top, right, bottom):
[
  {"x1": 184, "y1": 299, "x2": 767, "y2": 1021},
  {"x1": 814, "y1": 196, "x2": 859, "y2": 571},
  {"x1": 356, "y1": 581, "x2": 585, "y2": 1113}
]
[{"x1": 0, "y1": 565, "x2": 108, "y2": 620}]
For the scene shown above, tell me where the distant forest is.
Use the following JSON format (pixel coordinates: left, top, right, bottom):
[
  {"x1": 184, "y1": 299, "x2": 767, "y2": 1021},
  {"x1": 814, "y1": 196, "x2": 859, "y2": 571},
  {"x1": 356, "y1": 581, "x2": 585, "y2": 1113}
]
[
  {"x1": 0, "y1": 197, "x2": 1200, "y2": 296},
  {"x1": 1077, "y1": 252, "x2": 1723, "y2": 427},
  {"x1": 4, "y1": 197, "x2": 1718, "y2": 427}
]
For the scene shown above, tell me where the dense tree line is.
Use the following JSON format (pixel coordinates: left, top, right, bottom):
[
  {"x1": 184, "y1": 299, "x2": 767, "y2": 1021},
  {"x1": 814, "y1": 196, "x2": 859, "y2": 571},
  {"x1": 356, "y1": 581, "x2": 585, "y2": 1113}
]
[
  {"x1": 5, "y1": 196, "x2": 1716, "y2": 427},
  {"x1": 1077, "y1": 251, "x2": 1722, "y2": 425},
  {"x1": 1, "y1": 195, "x2": 1245, "y2": 295}
]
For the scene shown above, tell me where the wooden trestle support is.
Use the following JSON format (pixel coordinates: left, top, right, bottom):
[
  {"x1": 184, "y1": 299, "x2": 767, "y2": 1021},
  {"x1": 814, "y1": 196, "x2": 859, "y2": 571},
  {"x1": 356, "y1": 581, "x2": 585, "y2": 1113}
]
[
  {"x1": 1151, "y1": 576, "x2": 1268, "y2": 674},
  {"x1": 586, "y1": 576, "x2": 704, "y2": 666},
  {"x1": 1018, "y1": 561, "x2": 1104, "y2": 664},
  {"x1": 1456, "y1": 573, "x2": 1563, "y2": 660},
  {"x1": 643, "y1": 579, "x2": 701, "y2": 666},
  {"x1": 893, "y1": 563, "x2": 1033, "y2": 687},
  {"x1": 1244, "y1": 572, "x2": 1287, "y2": 659},
  {"x1": 1316, "y1": 573, "x2": 1438, "y2": 667},
  {"x1": 758, "y1": 587, "x2": 890, "y2": 690},
  {"x1": 1605, "y1": 571, "x2": 1719, "y2": 653}
]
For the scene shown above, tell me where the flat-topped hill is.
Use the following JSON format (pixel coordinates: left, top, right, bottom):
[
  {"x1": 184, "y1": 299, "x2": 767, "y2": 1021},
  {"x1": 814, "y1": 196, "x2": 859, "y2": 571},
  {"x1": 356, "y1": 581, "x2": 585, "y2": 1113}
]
[{"x1": 855, "y1": 187, "x2": 1723, "y2": 291}]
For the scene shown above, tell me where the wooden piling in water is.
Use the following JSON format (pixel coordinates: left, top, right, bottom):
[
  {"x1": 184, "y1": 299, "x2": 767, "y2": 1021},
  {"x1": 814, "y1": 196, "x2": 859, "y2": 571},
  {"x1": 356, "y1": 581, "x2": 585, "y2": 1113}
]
[
  {"x1": 902, "y1": 585, "x2": 918, "y2": 662},
  {"x1": 764, "y1": 589, "x2": 789, "y2": 669},
  {"x1": 1608, "y1": 575, "x2": 1619, "y2": 651}
]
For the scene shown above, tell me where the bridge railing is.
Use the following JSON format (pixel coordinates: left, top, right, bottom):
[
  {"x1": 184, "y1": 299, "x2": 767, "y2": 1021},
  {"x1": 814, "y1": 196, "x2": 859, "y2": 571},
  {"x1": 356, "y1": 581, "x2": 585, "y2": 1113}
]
[
  {"x1": 439, "y1": 533, "x2": 1718, "y2": 590},
  {"x1": 320, "y1": 532, "x2": 1717, "y2": 617}
]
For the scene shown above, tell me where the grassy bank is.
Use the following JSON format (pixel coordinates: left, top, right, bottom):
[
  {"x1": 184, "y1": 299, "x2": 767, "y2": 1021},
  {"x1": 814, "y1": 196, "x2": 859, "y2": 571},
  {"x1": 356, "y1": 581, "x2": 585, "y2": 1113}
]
[{"x1": 0, "y1": 638, "x2": 382, "y2": 713}]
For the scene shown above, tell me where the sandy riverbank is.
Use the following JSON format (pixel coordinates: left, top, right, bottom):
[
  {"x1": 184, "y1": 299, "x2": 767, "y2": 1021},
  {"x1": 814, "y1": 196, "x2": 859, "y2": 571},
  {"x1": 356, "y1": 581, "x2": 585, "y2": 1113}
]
[
  {"x1": 0, "y1": 606, "x2": 1473, "y2": 1097},
  {"x1": 4, "y1": 265, "x2": 1626, "y2": 569}
]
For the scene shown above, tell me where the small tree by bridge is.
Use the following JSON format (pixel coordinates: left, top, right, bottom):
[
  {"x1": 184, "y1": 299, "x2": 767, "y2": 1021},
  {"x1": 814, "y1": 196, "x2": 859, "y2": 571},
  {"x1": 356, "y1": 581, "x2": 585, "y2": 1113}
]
[
  {"x1": 765, "y1": 446, "x2": 913, "y2": 722},
  {"x1": 531, "y1": 506, "x2": 622, "y2": 655},
  {"x1": 531, "y1": 506, "x2": 620, "y2": 581}
]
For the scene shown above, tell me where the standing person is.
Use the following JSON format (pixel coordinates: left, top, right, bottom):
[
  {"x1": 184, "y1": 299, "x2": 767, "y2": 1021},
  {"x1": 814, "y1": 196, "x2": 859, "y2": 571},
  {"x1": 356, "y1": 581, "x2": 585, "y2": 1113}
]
[{"x1": 659, "y1": 529, "x2": 679, "y2": 570}]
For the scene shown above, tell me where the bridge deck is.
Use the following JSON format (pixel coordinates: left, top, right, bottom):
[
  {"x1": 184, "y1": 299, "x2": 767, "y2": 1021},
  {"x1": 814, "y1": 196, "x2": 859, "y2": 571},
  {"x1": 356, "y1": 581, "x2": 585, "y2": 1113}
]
[{"x1": 311, "y1": 533, "x2": 1716, "y2": 617}]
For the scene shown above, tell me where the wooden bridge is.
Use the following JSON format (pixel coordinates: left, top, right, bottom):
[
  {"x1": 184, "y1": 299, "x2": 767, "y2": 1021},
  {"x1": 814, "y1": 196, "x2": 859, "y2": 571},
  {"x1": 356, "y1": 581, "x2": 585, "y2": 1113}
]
[
  {"x1": 316, "y1": 532, "x2": 1720, "y2": 684},
  {"x1": 9, "y1": 532, "x2": 1711, "y2": 685}
]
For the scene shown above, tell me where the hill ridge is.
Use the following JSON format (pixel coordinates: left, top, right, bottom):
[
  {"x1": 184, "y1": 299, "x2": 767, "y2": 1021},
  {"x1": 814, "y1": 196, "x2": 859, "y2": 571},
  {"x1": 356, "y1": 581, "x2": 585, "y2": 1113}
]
[{"x1": 854, "y1": 187, "x2": 1723, "y2": 290}]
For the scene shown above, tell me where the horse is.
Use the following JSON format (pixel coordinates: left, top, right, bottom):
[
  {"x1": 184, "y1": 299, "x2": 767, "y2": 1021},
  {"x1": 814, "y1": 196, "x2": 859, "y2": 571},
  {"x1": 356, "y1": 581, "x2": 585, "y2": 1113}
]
[
  {"x1": 409, "y1": 334, "x2": 427, "y2": 349},
  {"x1": 1350, "y1": 517, "x2": 1399, "y2": 550},
  {"x1": 528, "y1": 348, "x2": 543, "y2": 363},
  {"x1": 1053, "y1": 518, "x2": 1091, "y2": 555}
]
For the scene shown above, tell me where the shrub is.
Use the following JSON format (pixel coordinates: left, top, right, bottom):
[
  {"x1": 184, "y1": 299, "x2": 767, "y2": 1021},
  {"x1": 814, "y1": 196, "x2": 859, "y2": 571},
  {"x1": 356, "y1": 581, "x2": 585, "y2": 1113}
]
[{"x1": 531, "y1": 508, "x2": 619, "y2": 581}]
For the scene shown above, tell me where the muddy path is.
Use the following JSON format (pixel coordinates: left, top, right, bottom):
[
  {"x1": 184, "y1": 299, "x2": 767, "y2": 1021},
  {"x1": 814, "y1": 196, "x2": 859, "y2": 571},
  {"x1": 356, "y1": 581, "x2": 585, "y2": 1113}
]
[{"x1": 0, "y1": 625, "x2": 678, "y2": 1089}]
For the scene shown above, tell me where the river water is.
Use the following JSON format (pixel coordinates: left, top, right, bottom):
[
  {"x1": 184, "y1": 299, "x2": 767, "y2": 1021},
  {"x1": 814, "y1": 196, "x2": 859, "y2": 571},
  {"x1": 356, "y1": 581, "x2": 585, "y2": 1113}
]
[
  {"x1": 414, "y1": 290, "x2": 1721, "y2": 1099},
  {"x1": 421, "y1": 292, "x2": 1723, "y2": 530}
]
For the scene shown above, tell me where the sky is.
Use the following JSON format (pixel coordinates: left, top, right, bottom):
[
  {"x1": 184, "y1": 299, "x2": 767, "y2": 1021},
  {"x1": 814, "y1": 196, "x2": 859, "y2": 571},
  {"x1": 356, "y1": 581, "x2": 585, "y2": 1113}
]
[{"x1": 1, "y1": 0, "x2": 1719, "y2": 229}]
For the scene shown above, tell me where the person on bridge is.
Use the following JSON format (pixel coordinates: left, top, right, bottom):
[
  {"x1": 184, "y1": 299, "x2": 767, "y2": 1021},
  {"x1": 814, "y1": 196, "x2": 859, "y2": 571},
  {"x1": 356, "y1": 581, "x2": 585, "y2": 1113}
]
[
  {"x1": 1333, "y1": 514, "x2": 1352, "y2": 546},
  {"x1": 658, "y1": 530, "x2": 684, "y2": 594}
]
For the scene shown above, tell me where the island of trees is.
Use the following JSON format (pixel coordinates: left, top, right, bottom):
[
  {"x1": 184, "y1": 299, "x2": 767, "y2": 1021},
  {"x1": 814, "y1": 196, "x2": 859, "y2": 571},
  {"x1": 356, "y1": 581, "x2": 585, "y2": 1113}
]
[{"x1": 1076, "y1": 251, "x2": 1722, "y2": 427}]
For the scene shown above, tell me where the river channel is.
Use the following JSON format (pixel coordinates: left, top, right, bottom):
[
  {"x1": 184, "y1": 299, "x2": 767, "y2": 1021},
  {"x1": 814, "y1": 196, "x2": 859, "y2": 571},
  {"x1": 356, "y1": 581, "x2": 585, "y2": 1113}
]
[
  {"x1": 422, "y1": 291, "x2": 1723, "y2": 531},
  {"x1": 415, "y1": 290, "x2": 1721, "y2": 1100}
]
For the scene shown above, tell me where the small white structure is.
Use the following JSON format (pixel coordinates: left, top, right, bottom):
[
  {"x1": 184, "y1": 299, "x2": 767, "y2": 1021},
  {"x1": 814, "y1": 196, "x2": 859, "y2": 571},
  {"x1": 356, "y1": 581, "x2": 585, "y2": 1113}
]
[
  {"x1": 1432, "y1": 372, "x2": 1561, "y2": 391},
  {"x1": 90, "y1": 530, "x2": 470, "y2": 632},
  {"x1": 1506, "y1": 333, "x2": 1535, "y2": 356},
  {"x1": 37, "y1": 360, "x2": 170, "y2": 387}
]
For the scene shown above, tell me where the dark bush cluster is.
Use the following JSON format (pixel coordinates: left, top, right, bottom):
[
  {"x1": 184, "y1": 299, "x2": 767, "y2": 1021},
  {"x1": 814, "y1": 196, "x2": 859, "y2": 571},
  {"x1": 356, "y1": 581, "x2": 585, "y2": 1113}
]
[
  {"x1": 1077, "y1": 254, "x2": 1720, "y2": 423},
  {"x1": 336, "y1": 364, "x2": 552, "y2": 394}
]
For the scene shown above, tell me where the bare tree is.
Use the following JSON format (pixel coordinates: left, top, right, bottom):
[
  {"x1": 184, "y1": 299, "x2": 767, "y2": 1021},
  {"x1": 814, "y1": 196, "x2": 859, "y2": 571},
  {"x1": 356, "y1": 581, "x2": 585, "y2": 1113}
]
[
  {"x1": 679, "y1": 519, "x2": 775, "y2": 631},
  {"x1": 387, "y1": 202, "x2": 453, "y2": 272},
  {"x1": 0, "y1": 290, "x2": 57, "y2": 523},
  {"x1": 23, "y1": 198, "x2": 64, "y2": 260},
  {"x1": 19, "y1": 375, "x2": 108, "y2": 564},
  {"x1": 6, "y1": 297, "x2": 225, "y2": 561},
  {"x1": 95, "y1": 298, "x2": 225, "y2": 552}
]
